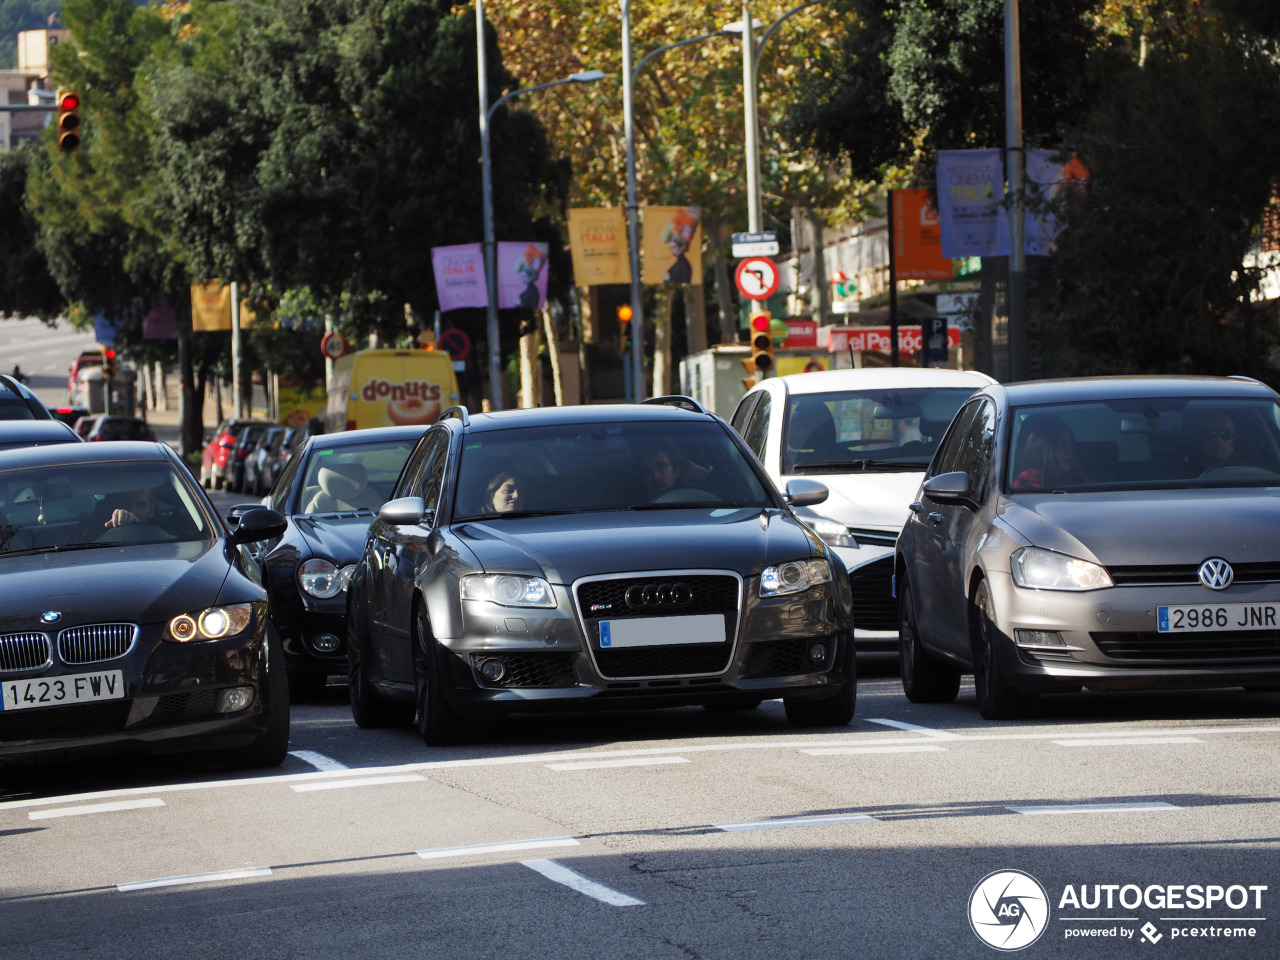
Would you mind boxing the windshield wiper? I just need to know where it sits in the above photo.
[795,459,925,473]
[478,510,572,519]
[2,541,103,557]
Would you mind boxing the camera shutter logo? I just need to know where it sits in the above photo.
[1197,558,1233,590]
[969,870,1050,950]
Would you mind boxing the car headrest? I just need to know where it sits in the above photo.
[317,461,367,500]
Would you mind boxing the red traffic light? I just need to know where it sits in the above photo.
[57,89,81,153]
[104,349,116,359]
[750,313,770,332]
[59,92,80,111]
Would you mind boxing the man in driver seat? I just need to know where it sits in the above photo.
[103,486,157,529]
[639,443,711,499]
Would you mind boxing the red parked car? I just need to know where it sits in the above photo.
[199,418,250,490]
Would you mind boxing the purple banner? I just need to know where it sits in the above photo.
[497,242,549,310]
[431,243,489,312]
[936,149,1011,258]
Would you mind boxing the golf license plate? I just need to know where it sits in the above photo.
[1157,603,1280,633]
[0,670,125,711]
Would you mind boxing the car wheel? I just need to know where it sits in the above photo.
[970,579,1036,720]
[227,625,291,768]
[414,609,468,746]
[349,616,413,728]
[783,637,856,728]
[899,575,961,703]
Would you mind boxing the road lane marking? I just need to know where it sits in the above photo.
[546,756,690,771]
[417,837,580,860]
[118,867,272,892]
[288,750,349,771]
[29,798,165,820]
[520,859,644,907]
[1009,802,1180,816]
[291,775,425,792]
[714,813,878,832]
[802,744,948,755]
[1052,737,1204,747]
[865,718,964,740]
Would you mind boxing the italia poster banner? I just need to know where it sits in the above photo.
[935,149,1011,259]
[642,206,703,285]
[497,242,550,310]
[567,207,630,285]
[431,243,488,312]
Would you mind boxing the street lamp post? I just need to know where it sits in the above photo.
[478,4,602,410]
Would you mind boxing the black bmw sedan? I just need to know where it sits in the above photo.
[249,426,426,699]
[0,442,289,766]
[347,399,857,745]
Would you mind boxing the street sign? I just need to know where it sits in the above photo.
[437,328,471,361]
[731,231,779,258]
[734,257,780,301]
[321,331,348,360]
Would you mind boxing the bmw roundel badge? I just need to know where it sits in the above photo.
[40,611,61,624]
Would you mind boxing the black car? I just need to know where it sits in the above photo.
[84,415,157,442]
[227,421,278,493]
[0,373,53,420]
[0,442,290,766]
[243,426,285,496]
[0,420,81,451]
[347,399,857,745]
[49,404,91,427]
[249,426,425,699]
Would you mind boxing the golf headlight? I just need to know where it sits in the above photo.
[168,603,255,642]
[760,559,831,597]
[299,559,355,599]
[1010,546,1113,591]
[800,512,857,549]
[461,573,556,608]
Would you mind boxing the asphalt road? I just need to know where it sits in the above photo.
[3,320,1278,959]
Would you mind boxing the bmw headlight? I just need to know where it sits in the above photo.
[760,559,831,597]
[1010,546,1113,591]
[460,573,556,608]
[168,602,256,642]
[299,559,355,599]
[799,512,858,549]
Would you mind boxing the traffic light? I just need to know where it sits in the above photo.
[56,90,81,153]
[830,269,856,298]
[616,303,633,324]
[749,311,774,376]
[101,347,116,379]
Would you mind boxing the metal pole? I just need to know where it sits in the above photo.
[231,281,242,416]
[887,191,900,367]
[743,3,761,233]
[622,0,644,403]
[1005,0,1027,381]
[478,0,502,410]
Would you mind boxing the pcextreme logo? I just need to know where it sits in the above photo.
[970,870,1051,951]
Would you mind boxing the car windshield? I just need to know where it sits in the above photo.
[1006,397,1280,493]
[0,461,213,555]
[453,419,774,519]
[782,388,976,474]
[297,439,417,514]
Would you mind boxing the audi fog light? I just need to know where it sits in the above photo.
[479,658,506,682]
[1010,547,1113,592]
[760,559,831,597]
[460,574,556,608]
[216,686,254,713]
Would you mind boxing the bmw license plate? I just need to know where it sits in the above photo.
[1157,604,1280,633]
[599,614,725,648]
[0,670,125,711]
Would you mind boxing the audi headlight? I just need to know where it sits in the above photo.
[460,573,556,608]
[1010,546,1113,591]
[299,559,355,599]
[799,512,858,549]
[760,559,831,597]
[168,602,256,642]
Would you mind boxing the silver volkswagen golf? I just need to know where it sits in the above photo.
[895,376,1280,719]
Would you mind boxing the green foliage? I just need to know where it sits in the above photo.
[0,0,60,69]
[0,144,62,319]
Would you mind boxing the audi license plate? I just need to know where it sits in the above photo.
[0,670,125,711]
[599,614,725,648]
[1157,604,1280,633]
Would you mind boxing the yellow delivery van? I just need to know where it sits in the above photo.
[325,349,460,432]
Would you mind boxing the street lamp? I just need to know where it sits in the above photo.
[479,59,605,411]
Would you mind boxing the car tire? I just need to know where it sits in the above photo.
[349,616,413,728]
[414,610,468,746]
[227,625,290,768]
[898,575,961,703]
[783,637,856,728]
[970,579,1036,720]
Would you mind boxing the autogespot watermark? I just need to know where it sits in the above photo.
[969,870,1268,949]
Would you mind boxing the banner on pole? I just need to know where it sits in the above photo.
[1025,150,1090,256]
[497,242,549,310]
[893,189,953,280]
[431,243,488,312]
[936,149,1011,259]
[567,207,630,285]
[190,280,232,331]
[642,206,703,285]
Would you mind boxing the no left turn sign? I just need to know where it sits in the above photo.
[734,257,780,301]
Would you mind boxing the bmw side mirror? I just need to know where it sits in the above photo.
[922,471,970,503]
[224,502,264,529]
[784,478,829,508]
[229,507,288,545]
[379,496,427,526]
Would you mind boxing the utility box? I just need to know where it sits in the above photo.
[679,346,834,420]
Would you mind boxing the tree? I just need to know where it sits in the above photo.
[0,144,63,320]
